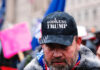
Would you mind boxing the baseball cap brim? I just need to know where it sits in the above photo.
[39,35,74,46]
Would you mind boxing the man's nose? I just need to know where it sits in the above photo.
[53,49,63,57]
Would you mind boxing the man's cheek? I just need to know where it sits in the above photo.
[65,56,74,65]
[44,54,52,62]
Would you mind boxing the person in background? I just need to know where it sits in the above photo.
[77,26,97,54]
[94,38,100,60]
[97,46,100,60]
[24,11,100,70]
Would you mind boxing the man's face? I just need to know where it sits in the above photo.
[41,37,81,70]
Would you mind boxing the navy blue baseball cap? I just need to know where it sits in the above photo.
[40,11,78,46]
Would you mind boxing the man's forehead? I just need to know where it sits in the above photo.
[44,43,67,48]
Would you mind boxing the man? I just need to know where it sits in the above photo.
[24,11,100,70]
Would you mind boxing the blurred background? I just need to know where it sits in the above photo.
[0,0,100,31]
[0,0,100,70]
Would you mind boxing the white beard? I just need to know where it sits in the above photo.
[49,65,72,70]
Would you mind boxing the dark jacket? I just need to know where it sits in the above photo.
[24,45,100,70]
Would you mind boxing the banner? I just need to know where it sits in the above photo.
[0,22,32,59]
[0,0,6,30]
[44,0,66,16]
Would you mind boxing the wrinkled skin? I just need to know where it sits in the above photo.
[41,37,81,70]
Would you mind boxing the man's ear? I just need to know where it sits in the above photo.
[77,37,82,50]
[77,37,82,45]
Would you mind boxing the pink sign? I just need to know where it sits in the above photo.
[0,22,32,59]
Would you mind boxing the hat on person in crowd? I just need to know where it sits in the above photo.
[77,26,88,38]
[40,11,78,46]
[77,26,96,40]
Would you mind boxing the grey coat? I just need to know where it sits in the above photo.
[24,45,100,70]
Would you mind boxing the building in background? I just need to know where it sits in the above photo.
[2,0,50,29]
[66,0,100,32]
[1,0,100,32]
